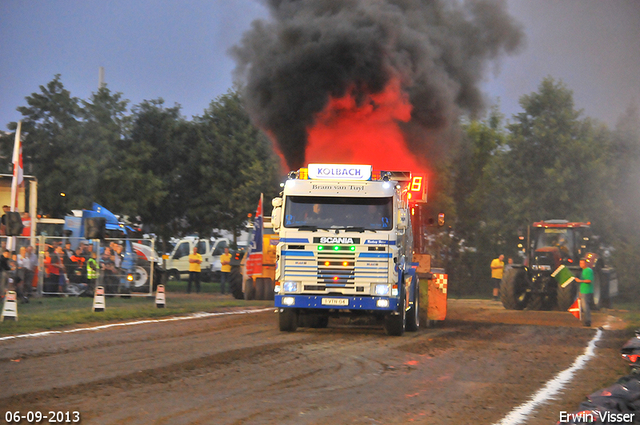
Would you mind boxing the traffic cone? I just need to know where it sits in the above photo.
[1,291,18,321]
[568,297,581,320]
[93,286,106,312]
[155,284,166,308]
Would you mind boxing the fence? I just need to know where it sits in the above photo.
[0,235,161,299]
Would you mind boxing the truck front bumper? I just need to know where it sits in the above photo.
[275,294,399,311]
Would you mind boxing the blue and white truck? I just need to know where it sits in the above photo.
[271,164,420,336]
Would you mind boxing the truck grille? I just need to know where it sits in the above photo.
[283,248,390,294]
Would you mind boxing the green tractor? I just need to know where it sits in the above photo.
[501,220,617,311]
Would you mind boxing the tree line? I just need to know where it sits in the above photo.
[2,75,639,299]
[0,75,282,250]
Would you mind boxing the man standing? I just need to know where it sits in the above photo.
[575,258,594,327]
[490,254,505,301]
[187,246,202,294]
[219,247,232,295]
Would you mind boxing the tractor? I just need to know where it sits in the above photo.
[501,220,617,311]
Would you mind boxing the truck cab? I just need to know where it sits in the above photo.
[271,164,419,336]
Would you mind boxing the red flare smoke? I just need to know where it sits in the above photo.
[306,79,425,174]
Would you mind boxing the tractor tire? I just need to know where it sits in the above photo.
[500,268,529,310]
[557,280,577,311]
[229,269,244,300]
[279,308,298,332]
[406,278,420,332]
[244,278,255,300]
[591,271,607,310]
[527,293,544,311]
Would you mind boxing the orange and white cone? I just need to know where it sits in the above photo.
[155,284,166,308]
[93,286,106,312]
[1,290,18,321]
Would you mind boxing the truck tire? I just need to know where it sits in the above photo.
[557,280,577,311]
[132,263,150,293]
[264,278,274,300]
[255,278,266,300]
[279,308,298,332]
[500,268,529,310]
[244,278,255,300]
[384,283,406,336]
[406,278,419,332]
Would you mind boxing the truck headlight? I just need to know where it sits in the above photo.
[374,284,390,296]
[283,281,299,293]
[283,297,295,306]
[377,299,390,308]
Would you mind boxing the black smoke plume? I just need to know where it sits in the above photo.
[231,0,524,169]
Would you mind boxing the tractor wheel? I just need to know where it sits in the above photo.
[591,271,607,310]
[279,308,298,332]
[500,268,529,310]
[557,280,577,311]
[168,269,181,282]
[244,278,255,300]
[406,279,420,332]
[527,293,544,311]
[229,269,244,299]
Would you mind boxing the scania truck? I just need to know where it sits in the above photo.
[271,164,420,336]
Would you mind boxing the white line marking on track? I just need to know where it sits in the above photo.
[0,308,274,342]
[493,327,604,425]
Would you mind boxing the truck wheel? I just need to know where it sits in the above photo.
[384,285,406,336]
[557,280,577,311]
[244,278,255,300]
[255,278,266,300]
[279,308,298,332]
[131,264,150,292]
[264,278,274,300]
[406,279,419,332]
[500,268,529,310]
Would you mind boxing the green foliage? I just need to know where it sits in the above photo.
[446,77,640,300]
[5,76,283,246]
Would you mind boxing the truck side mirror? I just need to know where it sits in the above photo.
[272,197,283,208]
[272,207,282,232]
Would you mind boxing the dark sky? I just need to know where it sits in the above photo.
[1,0,638,131]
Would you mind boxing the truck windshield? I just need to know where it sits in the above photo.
[284,196,393,230]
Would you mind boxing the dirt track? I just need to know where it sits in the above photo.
[0,299,631,425]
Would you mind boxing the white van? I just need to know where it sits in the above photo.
[164,237,230,282]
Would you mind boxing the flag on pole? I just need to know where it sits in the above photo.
[568,297,581,320]
[245,194,264,277]
[10,121,23,212]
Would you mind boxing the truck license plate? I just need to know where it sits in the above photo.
[321,298,349,306]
